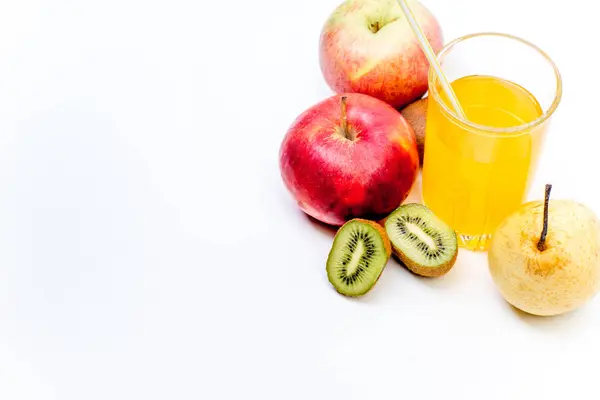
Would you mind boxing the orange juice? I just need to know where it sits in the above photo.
[422,75,546,251]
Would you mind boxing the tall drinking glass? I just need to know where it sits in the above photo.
[421,33,562,251]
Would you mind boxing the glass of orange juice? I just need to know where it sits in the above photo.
[421,33,562,251]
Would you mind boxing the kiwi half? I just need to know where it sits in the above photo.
[384,203,458,277]
[326,219,391,297]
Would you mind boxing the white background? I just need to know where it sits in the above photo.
[0,0,597,399]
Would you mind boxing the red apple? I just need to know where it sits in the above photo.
[279,93,419,226]
[319,0,443,109]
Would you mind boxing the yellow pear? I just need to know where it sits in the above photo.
[488,184,600,316]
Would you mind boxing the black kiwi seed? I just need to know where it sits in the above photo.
[385,203,458,277]
[326,219,391,297]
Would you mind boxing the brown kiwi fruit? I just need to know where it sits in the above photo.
[384,203,458,277]
[400,98,428,166]
[326,219,391,297]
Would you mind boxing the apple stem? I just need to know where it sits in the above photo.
[340,96,354,141]
[537,184,552,252]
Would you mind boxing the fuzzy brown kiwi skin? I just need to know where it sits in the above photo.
[354,219,391,258]
[327,219,391,297]
[392,240,458,278]
[385,209,459,277]
[400,98,428,166]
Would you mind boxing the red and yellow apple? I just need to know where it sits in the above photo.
[319,0,443,109]
[279,93,419,226]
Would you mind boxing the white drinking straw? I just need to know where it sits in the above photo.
[396,0,467,120]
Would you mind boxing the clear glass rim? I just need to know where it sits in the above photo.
[428,32,563,137]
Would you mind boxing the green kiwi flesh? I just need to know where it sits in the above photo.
[326,219,391,297]
[384,204,458,277]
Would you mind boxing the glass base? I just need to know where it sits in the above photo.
[457,233,492,252]
[420,199,493,252]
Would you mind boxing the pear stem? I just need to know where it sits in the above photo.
[340,96,354,141]
[537,184,552,252]
[370,21,381,33]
